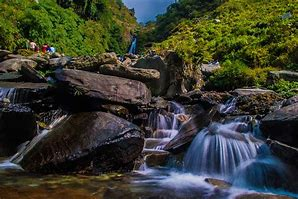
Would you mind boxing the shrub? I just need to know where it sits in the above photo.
[206,60,277,91]
[268,80,298,98]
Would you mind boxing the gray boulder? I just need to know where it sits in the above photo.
[268,70,298,82]
[0,58,37,73]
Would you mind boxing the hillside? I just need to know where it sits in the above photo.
[0,0,137,55]
[146,0,297,71]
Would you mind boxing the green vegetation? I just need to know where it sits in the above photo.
[268,80,298,98]
[206,60,276,91]
[151,0,297,70]
[0,0,137,55]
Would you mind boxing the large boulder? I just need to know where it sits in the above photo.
[55,69,151,106]
[260,103,298,147]
[0,104,37,156]
[12,112,144,174]
[0,58,37,73]
[134,52,203,97]
[0,50,11,61]
[133,55,168,95]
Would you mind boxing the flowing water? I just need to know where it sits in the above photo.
[0,101,297,198]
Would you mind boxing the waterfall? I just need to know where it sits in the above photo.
[184,122,263,179]
[128,37,137,54]
[219,98,236,114]
[0,88,17,103]
[184,117,288,190]
[145,101,185,151]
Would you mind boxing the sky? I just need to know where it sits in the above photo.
[123,0,175,23]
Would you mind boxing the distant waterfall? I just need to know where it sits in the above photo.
[128,37,137,54]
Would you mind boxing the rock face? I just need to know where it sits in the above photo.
[66,53,119,71]
[0,104,37,156]
[55,69,151,106]
[0,58,37,73]
[164,107,220,153]
[260,103,298,147]
[12,112,144,174]
[268,70,298,82]
[230,89,283,115]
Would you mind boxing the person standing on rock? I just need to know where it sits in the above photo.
[42,43,49,53]
[29,40,37,51]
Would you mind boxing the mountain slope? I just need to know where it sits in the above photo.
[150,0,297,70]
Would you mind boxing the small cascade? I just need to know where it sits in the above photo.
[184,116,289,191]
[184,122,263,179]
[219,98,236,114]
[145,101,185,151]
[0,88,17,102]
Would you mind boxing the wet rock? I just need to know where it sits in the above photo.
[204,178,231,189]
[235,193,293,199]
[164,107,220,153]
[20,65,46,83]
[0,58,37,73]
[12,112,144,174]
[0,82,50,104]
[55,69,151,107]
[282,95,298,107]
[0,104,37,156]
[267,139,298,168]
[268,70,298,82]
[260,103,298,147]
[0,72,23,82]
[145,152,170,167]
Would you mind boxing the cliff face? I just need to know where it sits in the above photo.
[0,0,137,55]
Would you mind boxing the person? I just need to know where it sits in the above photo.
[42,43,48,53]
[29,40,37,51]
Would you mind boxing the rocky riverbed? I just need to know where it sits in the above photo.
[0,49,297,198]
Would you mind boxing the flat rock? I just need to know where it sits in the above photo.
[55,69,151,106]
[232,88,277,96]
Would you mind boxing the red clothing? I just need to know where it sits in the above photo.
[42,45,48,53]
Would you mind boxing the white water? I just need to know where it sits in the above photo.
[0,88,16,103]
